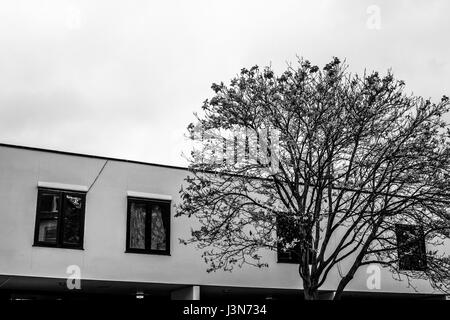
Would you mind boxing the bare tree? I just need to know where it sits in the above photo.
[176,57,450,300]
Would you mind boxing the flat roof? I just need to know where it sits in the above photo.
[0,142,188,171]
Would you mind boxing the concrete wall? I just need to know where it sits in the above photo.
[0,144,443,294]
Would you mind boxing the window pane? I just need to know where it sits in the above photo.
[129,201,146,249]
[62,194,83,246]
[150,204,166,251]
[39,193,60,213]
[396,224,427,271]
[38,219,58,243]
[276,215,314,264]
[277,215,301,263]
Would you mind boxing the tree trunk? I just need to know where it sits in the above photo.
[303,287,318,300]
[303,277,319,300]
[333,275,353,300]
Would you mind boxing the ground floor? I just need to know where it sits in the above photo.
[0,275,447,301]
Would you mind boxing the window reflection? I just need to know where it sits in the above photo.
[38,220,57,243]
[150,205,166,251]
[62,195,82,245]
[129,202,146,249]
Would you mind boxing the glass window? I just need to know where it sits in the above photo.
[62,194,84,246]
[277,215,313,264]
[34,189,85,249]
[38,220,58,243]
[150,204,167,251]
[395,224,427,271]
[129,202,147,249]
[126,198,170,255]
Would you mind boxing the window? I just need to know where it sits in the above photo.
[276,215,313,264]
[395,224,427,271]
[126,197,170,255]
[34,188,86,249]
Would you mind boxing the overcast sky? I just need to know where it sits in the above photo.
[0,0,449,166]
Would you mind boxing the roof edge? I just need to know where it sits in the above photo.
[0,142,188,171]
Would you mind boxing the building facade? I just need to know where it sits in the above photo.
[0,143,447,300]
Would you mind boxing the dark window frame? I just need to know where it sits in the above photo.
[125,197,171,256]
[33,188,86,250]
[276,216,313,264]
[395,223,427,271]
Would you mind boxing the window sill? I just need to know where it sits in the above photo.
[125,249,171,256]
[33,243,84,251]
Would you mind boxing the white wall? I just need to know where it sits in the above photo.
[0,145,442,294]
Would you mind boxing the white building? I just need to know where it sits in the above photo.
[0,143,447,300]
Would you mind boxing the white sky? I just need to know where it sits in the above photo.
[0,0,449,166]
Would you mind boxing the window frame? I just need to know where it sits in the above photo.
[277,215,299,263]
[276,216,313,264]
[125,197,171,256]
[395,223,427,271]
[33,188,86,250]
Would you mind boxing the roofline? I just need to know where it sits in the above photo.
[0,142,189,172]
[2,143,448,203]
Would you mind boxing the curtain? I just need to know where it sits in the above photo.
[130,202,146,249]
[150,205,166,250]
